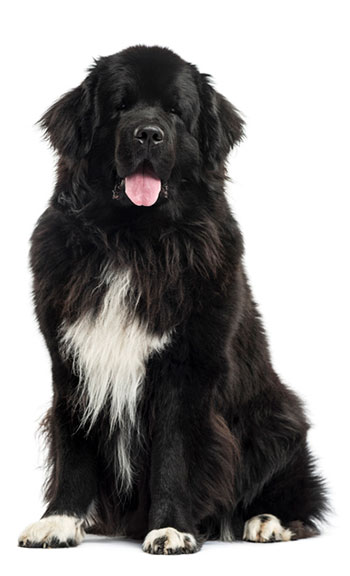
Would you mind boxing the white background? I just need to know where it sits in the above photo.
[1,0,349,574]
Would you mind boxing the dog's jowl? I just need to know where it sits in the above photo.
[19,46,327,553]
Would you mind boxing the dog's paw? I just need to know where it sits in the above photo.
[243,514,294,543]
[142,527,198,555]
[18,515,85,548]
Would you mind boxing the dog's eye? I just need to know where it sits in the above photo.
[117,98,131,112]
[169,105,181,117]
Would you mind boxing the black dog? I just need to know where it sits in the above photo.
[19,46,327,553]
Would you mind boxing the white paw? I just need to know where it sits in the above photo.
[142,527,198,554]
[243,514,293,543]
[18,515,85,548]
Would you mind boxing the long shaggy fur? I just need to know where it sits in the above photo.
[20,46,328,551]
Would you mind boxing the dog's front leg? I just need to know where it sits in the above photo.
[141,301,238,555]
[18,352,98,548]
[143,417,199,554]
[142,341,218,555]
[143,406,199,554]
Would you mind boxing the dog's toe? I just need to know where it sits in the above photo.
[18,515,84,548]
[243,514,293,543]
[142,527,199,555]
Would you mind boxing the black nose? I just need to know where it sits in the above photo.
[134,125,164,145]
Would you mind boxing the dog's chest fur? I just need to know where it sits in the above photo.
[60,266,171,489]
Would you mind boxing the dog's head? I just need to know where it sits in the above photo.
[40,46,244,209]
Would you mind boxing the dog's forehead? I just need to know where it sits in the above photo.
[101,47,197,101]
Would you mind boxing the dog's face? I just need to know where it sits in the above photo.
[106,48,203,207]
[40,46,244,210]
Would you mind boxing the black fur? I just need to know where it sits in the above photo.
[21,46,327,551]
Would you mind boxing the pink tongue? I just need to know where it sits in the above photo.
[125,165,161,207]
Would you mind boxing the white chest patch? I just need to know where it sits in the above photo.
[60,267,171,489]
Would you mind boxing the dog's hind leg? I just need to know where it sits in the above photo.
[240,441,328,542]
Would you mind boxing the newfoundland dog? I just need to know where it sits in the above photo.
[19,46,327,553]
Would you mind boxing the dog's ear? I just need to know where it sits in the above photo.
[197,73,245,169]
[39,70,100,159]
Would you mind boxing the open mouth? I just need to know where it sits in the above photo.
[113,161,168,207]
